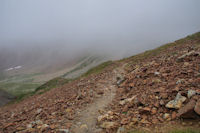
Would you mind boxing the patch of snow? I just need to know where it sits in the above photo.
[14,66,22,69]
[5,66,22,71]
[5,68,14,71]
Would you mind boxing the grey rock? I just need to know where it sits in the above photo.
[35,120,43,125]
[154,71,160,75]
[26,124,32,129]
[187,90,196,98]
[116,76,125,86]
[176,79,185,84]
[36,108,42,114]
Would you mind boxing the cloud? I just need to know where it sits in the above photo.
[0,0,200,67]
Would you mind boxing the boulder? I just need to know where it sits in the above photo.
[194,99,200,115]
[177,99,199,119]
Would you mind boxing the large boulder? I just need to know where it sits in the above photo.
[177,99,199,119]
[194,99,200,115]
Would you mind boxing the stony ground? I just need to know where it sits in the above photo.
[0,33,200,133]
[97,34,200,132]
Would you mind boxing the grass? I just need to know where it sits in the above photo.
[0,82,40,96]
[7,77,72,103]
[81,61,113,77]
[34,77,72,94]
[63,56,103,77]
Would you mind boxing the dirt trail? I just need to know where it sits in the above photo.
[71,66,125,133]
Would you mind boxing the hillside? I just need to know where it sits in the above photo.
[0,32,200,133]
[0,54,108,105]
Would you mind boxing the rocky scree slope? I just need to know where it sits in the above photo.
[0,32,200,133]
[0,63,118,133]
[97,32,200,133]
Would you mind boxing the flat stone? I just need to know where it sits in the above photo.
[119,95,136,105]
[100,122,116,129]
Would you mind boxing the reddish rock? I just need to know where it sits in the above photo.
[139,107,151,114]
[194,99,200,115]
[121,118,129,125]
[151,108,157,115]
[177,99,199,119]
[171,111,177,120]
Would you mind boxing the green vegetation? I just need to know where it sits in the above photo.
[81,61,113,77]
[7,77,72,102]
[0,71,5,80]
[34,77,71,94]
[0,82,40,96]
[63,56,103,77]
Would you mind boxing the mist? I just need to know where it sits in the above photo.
[0,0,200,71]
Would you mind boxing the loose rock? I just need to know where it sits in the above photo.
[177,99,198,119]
[165,93,186,109]
[194,99,200,115]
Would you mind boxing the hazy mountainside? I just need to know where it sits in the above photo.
[0,53,108,105]
[63,55,108,79]
[0,46,78,74]
[0,32,200,133]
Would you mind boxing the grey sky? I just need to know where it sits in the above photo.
[0,0,200,58]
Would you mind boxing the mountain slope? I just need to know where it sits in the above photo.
[0,32,200,133]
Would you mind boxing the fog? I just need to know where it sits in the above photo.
[0,0,200,71]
